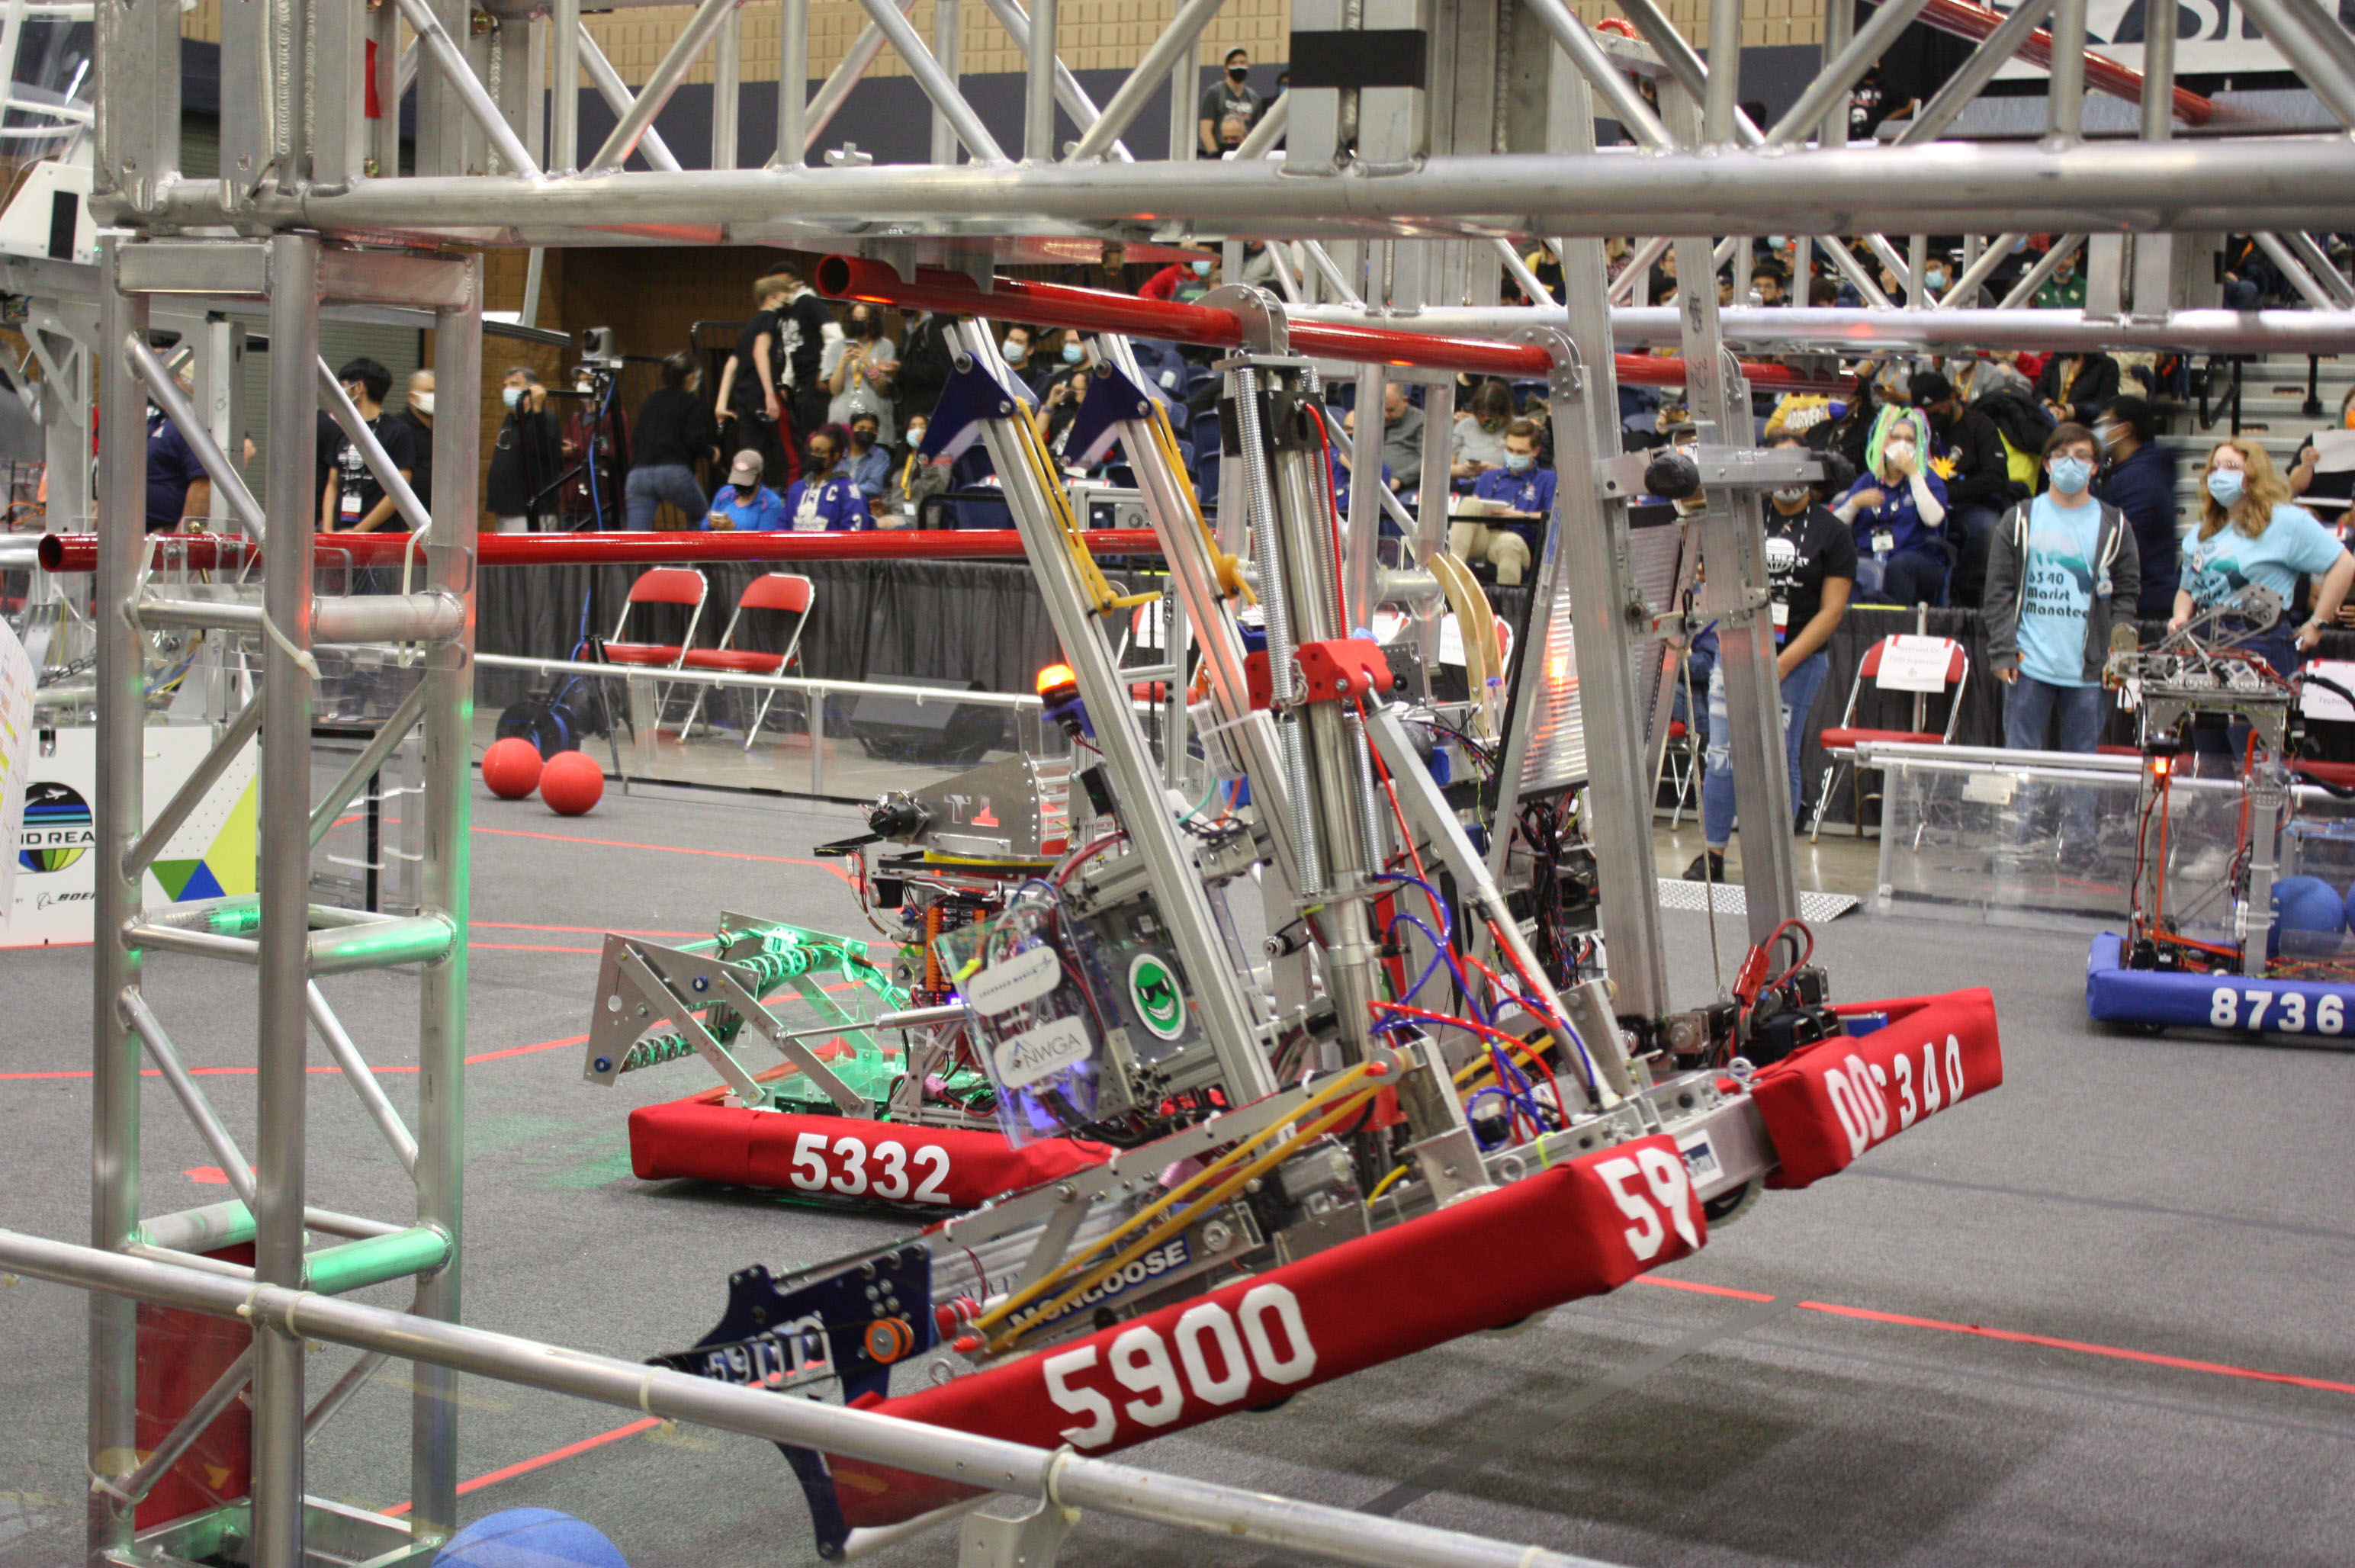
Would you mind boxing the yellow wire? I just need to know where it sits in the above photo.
[972,1060,1385,1338]
[1368,1164,1411,1201]
[1144,404,1253,605]
[1010,405,1155,616]
[991,1079,1387,1351]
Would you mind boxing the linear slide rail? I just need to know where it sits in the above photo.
[0,1227,1630,1568]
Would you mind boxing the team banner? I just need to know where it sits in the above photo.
[814,1135,1707,1531]
[627,1100,1110,1207]
[1749,988,2003,1190]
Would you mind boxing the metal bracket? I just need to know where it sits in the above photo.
[1504,322,1583,399]
[1593,445,1820,501]
[1199,281,1290,354]
[958,1488,1078,1568]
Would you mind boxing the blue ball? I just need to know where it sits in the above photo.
[2271,875,2346,958]
[433,1510,629,1568]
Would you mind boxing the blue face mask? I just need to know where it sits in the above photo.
[1190,259,1212,277]
[2208,468,2246,506]
[502,385,523,410]
[2048,455,2093,494]
[1504,451,1534,474]
[1001,337,1026,361]
[1062,342,1084,365]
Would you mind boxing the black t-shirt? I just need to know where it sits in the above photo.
[779,291,835,391]
[634,385,721,471]
[2301,426,2355,518]
[1199,79,1261,134]
[732,308,782,406]
[393,410,434,515]
[1765,501,1857,644]
[328,413,418,532]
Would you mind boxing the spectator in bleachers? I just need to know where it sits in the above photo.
[703,449,786,532]
[713,274,796,489]
[1684,431,1855,882]
[785,424,869,532]
[1379,381,1426,498]
[1199,47,1261,154]
[2092,395,2181,617]
[1216,114,1249,155]
[1450,380,1515,487]
[1444,419,1542,587]
[2174,439,2355,678]
[1911,369,2019,608]
[824,304,898,442]
[1140,258,1216,303]
[843,410,891,502]
[2034,246,2087,309]
[1945,349,2032,404]
[2286,384,2355,529]
[1750,264,1788,306]
[1334,408,1393,520]
[895,309,956,434]
[1984,423,2140,753]
[625,351,721,529]
[1836,407,1949,604]
[2037,350,2118,426]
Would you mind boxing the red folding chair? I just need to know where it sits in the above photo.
[678,573,814,749]
[602,567,708,729]
[1810,633,1969,840]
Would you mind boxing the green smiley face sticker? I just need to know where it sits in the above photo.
[1127,953,1187,1041]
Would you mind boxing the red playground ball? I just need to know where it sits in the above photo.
[539,750,606,817]
[480,737,545,800]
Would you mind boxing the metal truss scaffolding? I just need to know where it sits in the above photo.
[31,0,2355,1564]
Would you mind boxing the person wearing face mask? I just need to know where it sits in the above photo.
[1450,380,1517,486]
[392,370,436,520]
[1836,411,1949,604]
[1216,113,1249,156]
[1685,432,1856,882]
[822,304,899,445]
[487,366,564,533]
[1198,47,1261,156]
[887,416,951,522]
[782,426,869,532]
[2034,245,2087,310]
[2089,397,2180,617]
[1139,257,1218,304]
[1909,370,2017,608]
[322,356,418,536]
[842,412,892,503]
[1447,420,1548,586]
[627,352,723,529]
[2173,439,2355,680]
[1984,425,2140,757]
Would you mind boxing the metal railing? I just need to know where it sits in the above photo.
[0,1226,1627,1568]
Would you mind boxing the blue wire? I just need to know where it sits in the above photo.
[1381,911,1492,1024]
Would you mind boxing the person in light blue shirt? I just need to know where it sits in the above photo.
[703,449,787,532]
[2171,437,2355,680]
[1984,423,2140,754]
[784,424,870,532]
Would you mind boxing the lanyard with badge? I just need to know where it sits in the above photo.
[338,433,368,525]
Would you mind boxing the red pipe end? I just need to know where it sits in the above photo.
[36,533,63,572]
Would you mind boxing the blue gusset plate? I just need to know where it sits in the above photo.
[2085,930,2355,1038]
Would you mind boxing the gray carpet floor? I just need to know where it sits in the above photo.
[3,781,2352,1568]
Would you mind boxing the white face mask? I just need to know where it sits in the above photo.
[410,392,435,417]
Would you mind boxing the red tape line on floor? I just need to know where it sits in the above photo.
[377,1417,660,1517]
[473,824,856,887]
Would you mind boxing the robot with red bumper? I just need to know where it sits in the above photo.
[580,286,2004,1557]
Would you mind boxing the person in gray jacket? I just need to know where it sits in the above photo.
[1983,422,2140,754]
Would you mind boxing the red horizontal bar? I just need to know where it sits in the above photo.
[1916,0,2214,127]
[814,255,1834,390]
[34,529,1164,574]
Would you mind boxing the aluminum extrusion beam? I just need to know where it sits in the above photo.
[577,25,684,173]
[37,528,1162,574]
[815,256,1834,387]
[1277,303,2355,353]
[123,138,2355,239]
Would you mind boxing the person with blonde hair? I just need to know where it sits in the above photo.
[2170,437,2355,678]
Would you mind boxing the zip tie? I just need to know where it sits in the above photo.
[637,1368,660,1420]
[1041,1444,1081,1521]
[281,1290,316,1342]
[87,1461,137,1505]
[236,1283,267,1322]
